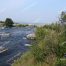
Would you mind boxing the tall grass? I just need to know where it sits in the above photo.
[12,23,66,66]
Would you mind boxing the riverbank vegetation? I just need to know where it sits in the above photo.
[0,21,4,27]
[15,24,29,27]
[0,18,30,28]
[4,18,14,27]
[12,11,66,66]
[12,23,66,66]
[0,18,14,28]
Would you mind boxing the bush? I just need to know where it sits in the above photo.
[16,24,29,27]
[31,45,48,63]
[4,18,14,27]
[55,59,66,66]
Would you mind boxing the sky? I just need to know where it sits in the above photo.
[0,0,66,24]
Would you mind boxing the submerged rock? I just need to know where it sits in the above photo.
[0,46,8,54]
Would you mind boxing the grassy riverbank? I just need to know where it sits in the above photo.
[12,23,66,66]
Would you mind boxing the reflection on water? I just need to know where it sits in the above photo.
[0,27,35,66]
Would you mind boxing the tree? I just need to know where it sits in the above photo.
[4,18,14,27]
[60,11,66,24]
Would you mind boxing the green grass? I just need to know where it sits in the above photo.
[12,23,66,66]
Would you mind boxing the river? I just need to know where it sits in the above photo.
[0,26,35,66]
